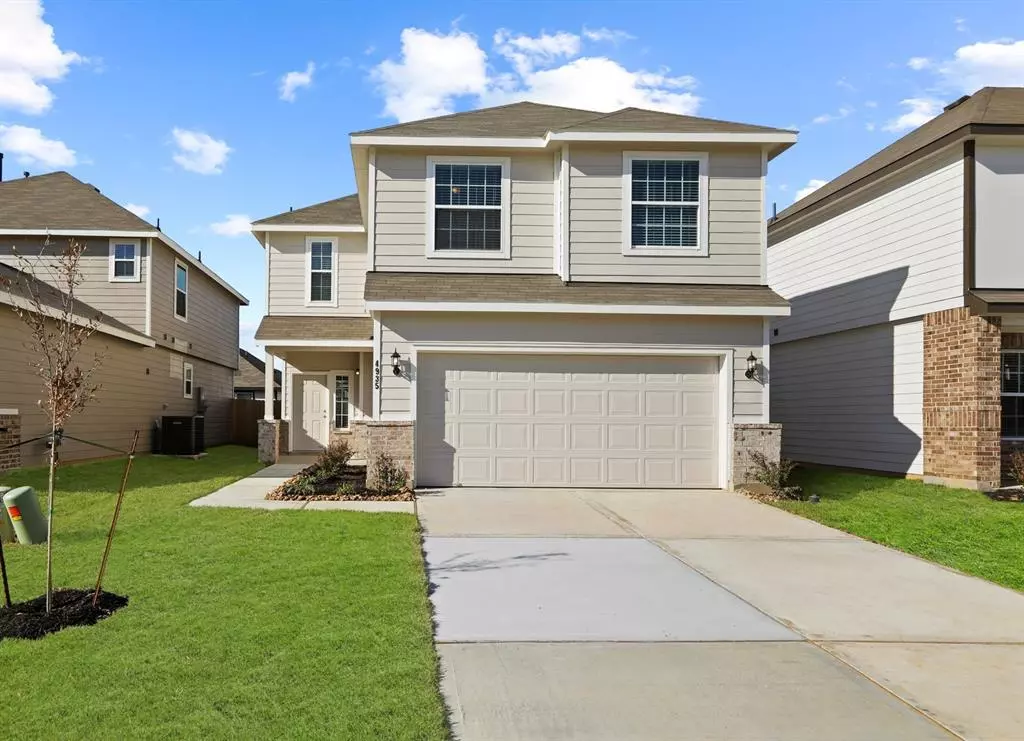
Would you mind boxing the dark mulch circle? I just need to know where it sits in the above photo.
[0,588,128,641]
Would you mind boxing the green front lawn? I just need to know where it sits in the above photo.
[778,468,1024,592]
[0,447,447,740]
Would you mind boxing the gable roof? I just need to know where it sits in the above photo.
[235,347,281,389]
[0,171,248,304]
[771,87,1024,229]
[352,100,792,139]
[0,171,154,231]
[253,194,362,226]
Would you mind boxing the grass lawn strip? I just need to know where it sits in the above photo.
[0,446,447,740]
[778,468,1024,592]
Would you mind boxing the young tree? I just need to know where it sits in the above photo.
[4,238,105,612]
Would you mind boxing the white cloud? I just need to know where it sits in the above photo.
[279,61,315,102]
[907,56,932,70]
[0,0,82,114]
[210,214,252,237]
[170,128,231,175]
[124,203,150,218]
[865,100,878,108]
[811,106,853,125]
[371,26,701,123]
[836,77,856,92]
[936,39,1024,92]
[866,122,877,132]
[795,178,827,202]
[883,97,943,132]
[955,17,968,33]
[582,27,634,44]
[371,27,489,122]
[0,124,76,167]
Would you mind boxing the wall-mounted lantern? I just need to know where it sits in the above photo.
[391,348,403,376]
[745,352,758,380]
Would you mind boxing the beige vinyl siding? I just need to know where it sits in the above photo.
[768,148,964,343]
[374,149,554,272]
[975,143,1024,289]
[0,310,232,466]
[267,232,366,315]
[377,312,764,422]
[150,240,239,370]
[0,235,148,332]
[771,320,924,475]
[568,145,764,283]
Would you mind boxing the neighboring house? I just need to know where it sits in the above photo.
[0,171,247,466]
[768,86,1024,491]
[253,101,796,489]
[235,348,281,400]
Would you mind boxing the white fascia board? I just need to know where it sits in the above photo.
[0,291,156,347]
[251,224,365,234]
[259,339,375,348]
[365,300,790,317]
[351,135,547,148]
[547,131,798,144]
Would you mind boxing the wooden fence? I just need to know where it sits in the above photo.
[231,399,281,446]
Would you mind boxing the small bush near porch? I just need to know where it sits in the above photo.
[777,468,1024,592]
[0,446,447,740]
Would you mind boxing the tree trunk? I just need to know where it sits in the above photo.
[44,417,57,614]
[0,536,11,609]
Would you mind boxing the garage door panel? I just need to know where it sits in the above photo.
[416,354,719,488]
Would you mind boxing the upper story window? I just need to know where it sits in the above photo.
[427,156,511,259]
[174,260,188,321]
[109,239,141,282]
[306,237,336,306]
[622,152,708,256]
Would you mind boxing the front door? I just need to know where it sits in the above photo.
[295,374,329,451]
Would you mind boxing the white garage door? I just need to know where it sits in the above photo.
[416,354,720,488]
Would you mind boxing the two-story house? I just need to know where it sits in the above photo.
[253,102,796,489]
[0,170,247,465]
[768,86,1024,491]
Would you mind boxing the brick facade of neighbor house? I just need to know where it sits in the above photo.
[923,307,1002,490]
[0,411,21,472]
[364,421,414,490]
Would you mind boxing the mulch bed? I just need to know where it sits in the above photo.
[266,464,414,502]
[0,588,128,641]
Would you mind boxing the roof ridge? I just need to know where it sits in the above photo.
[976,86,997,120]
[253,192,359,225]
[351,100,602,136]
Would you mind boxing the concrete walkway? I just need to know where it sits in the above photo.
[419,488,1024,741]
[189,462,414,513]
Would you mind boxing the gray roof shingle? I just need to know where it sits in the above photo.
[0,171,155,231]
[254,315,374,342]
[253,194,362,226]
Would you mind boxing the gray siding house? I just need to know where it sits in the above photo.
[768,86,1024,490]
[0,171,248,465]
[253,102,797,489]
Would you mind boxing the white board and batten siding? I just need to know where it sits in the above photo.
[976,143,1024,289]
[771,320,924,474]
[373,150,555,273]
[266,232,366,316]
[769,147,965,343]
[568,145,764,284]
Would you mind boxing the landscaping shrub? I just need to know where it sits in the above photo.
[373,452,408,495]
[1007,449,1024,487]
[316,439,354,479]
[745,451,801,501]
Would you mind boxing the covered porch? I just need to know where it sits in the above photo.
[255,316,375,462]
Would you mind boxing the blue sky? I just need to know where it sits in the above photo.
[3,1,1024,352]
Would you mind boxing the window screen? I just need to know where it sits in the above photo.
[334,375,350,429]
[310,241,333,302]
[630,159,700,248]
[434,163,502,251]
[175,263,188,319]
[113,243,136,278]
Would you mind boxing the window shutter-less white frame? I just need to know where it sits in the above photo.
[426,155,512,260]
[109,238,141,282]
[174,260,189,322]
[621,151,709,257]
[305,236,338,308]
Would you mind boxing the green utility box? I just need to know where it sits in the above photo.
[0,487,12,544]
[3,486,47,545]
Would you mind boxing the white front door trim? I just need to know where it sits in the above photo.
[408,342,735,488]
[294,373,330,451]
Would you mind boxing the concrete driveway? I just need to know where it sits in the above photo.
[419,488,1024,741]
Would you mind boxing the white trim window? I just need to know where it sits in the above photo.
[183,362,194,399]
[109,239,141,282]
[306,237,337,306]
[332,371,353,430]
[1002,350,1024,438]
[622,151,709,256]
[174,260,188,321]
[426,156,511,259]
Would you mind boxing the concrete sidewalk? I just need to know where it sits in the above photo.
[420,487,1024,741]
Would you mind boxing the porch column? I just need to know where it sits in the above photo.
[264,350,276,421]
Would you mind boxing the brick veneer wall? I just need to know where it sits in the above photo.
[257,419,280,465]
[0,412,21,472]
[364,421,414,490]
[344,422,369,460]
[923,308,1001,490]
[732,423,782,486]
